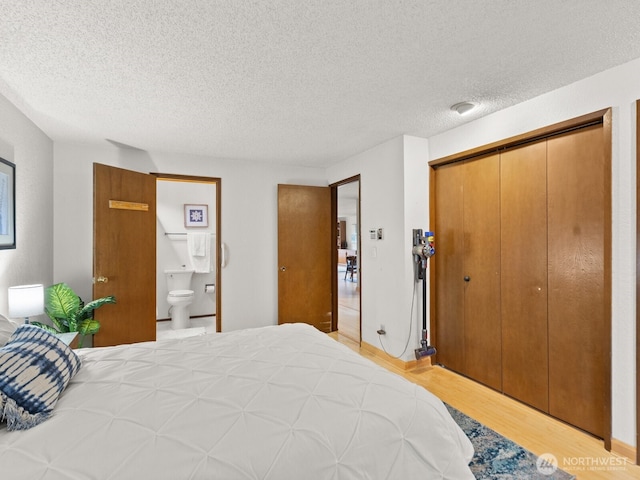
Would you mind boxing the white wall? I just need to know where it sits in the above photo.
[344,215,358,251]
[52,142,327,332]
[428,57,640,447]
[327,135,430,360]
[0,93,53,321]
[403,136,432,345]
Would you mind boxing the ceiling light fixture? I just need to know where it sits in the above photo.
[450,102,477,116]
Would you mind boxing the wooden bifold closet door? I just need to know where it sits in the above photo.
[433,118,609,440]
[462,155,502,391]
[500,140,548,412]
[547,125,607,438]
[434,153,501,391]
[433,163,465,374]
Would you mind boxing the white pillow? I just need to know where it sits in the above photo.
[0,314,19,347]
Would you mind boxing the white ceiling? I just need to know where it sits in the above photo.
[1,1,640,168]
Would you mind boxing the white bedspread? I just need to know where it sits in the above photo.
[0,323,473,479]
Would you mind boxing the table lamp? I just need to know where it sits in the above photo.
[8,284,44,324]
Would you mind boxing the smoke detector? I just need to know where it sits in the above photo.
[450,102,477,116]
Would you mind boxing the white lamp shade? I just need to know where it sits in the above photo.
[8,284,45,319]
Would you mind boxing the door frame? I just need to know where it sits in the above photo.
[330,175,361,337]
[153,173,222,332]
[636,99,640,465]
[429,108,612,450]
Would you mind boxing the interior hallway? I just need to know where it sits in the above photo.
[337,264,360,342]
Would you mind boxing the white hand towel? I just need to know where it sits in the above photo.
[187,232,211,273]
[187,232,207,257]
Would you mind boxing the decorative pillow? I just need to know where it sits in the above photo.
[0,324,81,431]
[0,314,18,347]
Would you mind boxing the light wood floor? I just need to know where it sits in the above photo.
[337,266,360,342]
[329,332,640,480]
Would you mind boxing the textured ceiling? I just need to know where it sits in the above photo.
[1,1,640,167]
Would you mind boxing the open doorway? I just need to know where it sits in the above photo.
[335,178,361,343]
[154,174,221,339]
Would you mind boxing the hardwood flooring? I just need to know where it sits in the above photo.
[329,332,640,480]
[337,266,360,342]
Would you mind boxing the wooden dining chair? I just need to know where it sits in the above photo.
[345,255,357,281]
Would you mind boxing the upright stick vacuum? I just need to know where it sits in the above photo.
[413,229,437,360]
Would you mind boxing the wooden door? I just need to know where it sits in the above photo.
[278,184,332,332]
[93,163,156,346]
[547,124,608,438]
[434,163,465,372]
[463,154,501,390]
[501,141,549,411]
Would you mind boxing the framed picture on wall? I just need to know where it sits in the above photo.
[0,157,16,249]
[184,204,209,228]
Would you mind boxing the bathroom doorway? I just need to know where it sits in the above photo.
[334,177,360,343]
[154,174,221,335]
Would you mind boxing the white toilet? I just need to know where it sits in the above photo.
[164,269,195,330]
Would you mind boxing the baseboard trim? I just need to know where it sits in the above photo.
[361,341,431,370]
[156,314,215,323]
[611,438,636,463]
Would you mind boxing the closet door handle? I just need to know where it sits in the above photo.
[464,276,471,282]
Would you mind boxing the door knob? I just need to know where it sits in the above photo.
[95,276,109,283]
[464,276,470,282]
[280,266,286,272]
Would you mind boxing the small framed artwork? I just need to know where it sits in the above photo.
[184,204,209,228]
[0,157,16,249]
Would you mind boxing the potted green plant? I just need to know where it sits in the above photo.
[31,282,116,347]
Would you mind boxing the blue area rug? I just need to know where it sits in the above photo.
[445,404,575,479]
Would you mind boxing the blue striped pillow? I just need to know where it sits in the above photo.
[0,324,81,430]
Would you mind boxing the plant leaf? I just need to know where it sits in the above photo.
[47,315,66,332]
[45,283,80,324]
[43,284,114,337]
[80,296,116,318]
[78,319,100,336]
[68,314,78,333]
[30,322,60,334]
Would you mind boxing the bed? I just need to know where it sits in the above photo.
[0,322,473,479]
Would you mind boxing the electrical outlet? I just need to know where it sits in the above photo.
[377,325,386,335]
